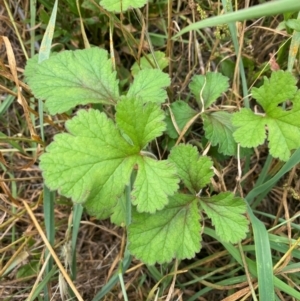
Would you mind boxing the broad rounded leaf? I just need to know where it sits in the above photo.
[129,194,201,264]
[25,48,119,114]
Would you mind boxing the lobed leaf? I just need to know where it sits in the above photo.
[233,71,300,161]
[126,69,170,104]
[116,97,166,149]
[40,99,179,218]
[128,194,201,264]
[200,192,249,243]
[251,71,297,111]
[169,144,214,194]
[40,109,137,219]
[203,111,237,156]
[25,48,119,114]
[232,108,266,148]
[132,156,179,213]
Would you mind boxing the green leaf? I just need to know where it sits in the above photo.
[110,195,126,226]
[132,156,179,213]
[126,69,170,104]
[40,100,179,218]
[169,144,214,194]
[200,192,248,243]
[232,108,266,147]
[116,98,166,149]
[203,111,237,156]
[128,194,201,264]
[233,71,300,161]
[131,51,169,76]
[189,72,229,109]
[25,48,119,114]
[252,71,297,112]
[100,0,147,12]
[286,19,300,32]
[165,100,197,139]
[40,109,137,218]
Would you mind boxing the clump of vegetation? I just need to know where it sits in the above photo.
[1,0,300,300]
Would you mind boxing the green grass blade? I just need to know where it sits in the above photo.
[174,0,300,38]
[253,154,273,187]
[187,275,248,301]
[118,263,129,301]
[246,206,274,301]
[43,186,55,301]
[71,203,83,279]
[38,0,58,64]
[0,93,14,116]
[274,277,300,299]
[0,132,27,155]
